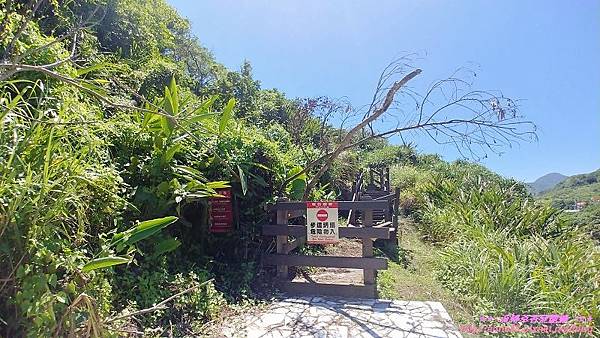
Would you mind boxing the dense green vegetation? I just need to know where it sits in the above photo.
[542,169,600,207]
[387,157,599,334]
[0,1,360,336]
[1,1,598,337]
[540,169,600,239]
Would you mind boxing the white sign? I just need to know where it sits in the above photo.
[306,201,339,244]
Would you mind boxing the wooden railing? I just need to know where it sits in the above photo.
[262,200,393,298]
[347,171,364,226]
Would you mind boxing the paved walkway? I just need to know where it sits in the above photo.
[220,297,463,338]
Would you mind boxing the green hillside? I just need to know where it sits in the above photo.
[541,169,600,208]
[539,169,600,239]
[540,169,600,209]
[526,172,567,195]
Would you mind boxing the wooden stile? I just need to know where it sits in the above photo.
[263,199,391,298]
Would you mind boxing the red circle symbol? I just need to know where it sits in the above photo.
[316,209,328,221]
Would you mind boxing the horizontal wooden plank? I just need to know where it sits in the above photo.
[262,225,391,239]
[373,193,396,200]
[374,221,393,228]
[263,254,387,270]
[286,210,305,218]
[277,281,376,298]
[270,200,389,212]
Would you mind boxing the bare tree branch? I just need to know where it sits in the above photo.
[301,68,423,198]
[280,58,536,199]
[109,279,212,322]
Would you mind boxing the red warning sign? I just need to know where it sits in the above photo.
[306,201,339,244]
[316,209,328,222]
[209,188,234,233]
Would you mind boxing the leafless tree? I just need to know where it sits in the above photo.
[280,56,537,199]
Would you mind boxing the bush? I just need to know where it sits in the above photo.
[400,158,600,330]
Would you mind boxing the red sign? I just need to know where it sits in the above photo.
[306,201,339,244]
[209,188,234,233]
[316,209,328,221]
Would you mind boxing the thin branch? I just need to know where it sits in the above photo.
[109,279,213,322]
[302,68,422,198]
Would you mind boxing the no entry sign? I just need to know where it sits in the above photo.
[306,201,339,244]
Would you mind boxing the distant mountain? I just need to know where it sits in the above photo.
[540,169,600,204]
[539,169,600,239]
[527,173,568,195]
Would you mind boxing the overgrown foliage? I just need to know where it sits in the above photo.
[0,1,353,335]
[391,156,600,333]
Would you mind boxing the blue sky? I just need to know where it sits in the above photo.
[168,0,599,182]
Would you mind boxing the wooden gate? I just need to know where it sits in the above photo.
[262,200,393,298]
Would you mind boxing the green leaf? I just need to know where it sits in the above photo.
[42,128,54,187]
[79,81,108,97]
[198,95,218,113]
[76,62,109,77]
[168,76,179,114]
[82,256,130,272]
[219,98,235,134]
[153,237,181,257]
[160,116,175,137]
[110,216,179,250]
[286,166,307,200]
[124,216,178,246]
[157,181,171,194]
[174,165,205,181]
[206,181,230,190]
[238,165,248,195]
[142,108,161,129]
[164,144,181,163]
[185,112,218,126]
[154,134,164,150]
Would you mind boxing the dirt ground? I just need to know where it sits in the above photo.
[291,238,365,285]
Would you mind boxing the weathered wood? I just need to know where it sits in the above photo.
[270,200,389,211]
[263,254,387,270]
[284,237,305,253]
[385,167,390,192]
[286,210,305,218]
[263,224,391,239]
[374,221,393,228]
[276,209,288,279]
[373,193,396,201]
[362,205,374,285]
[277,281,376,298]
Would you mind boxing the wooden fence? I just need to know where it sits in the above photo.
[262,200,393,298]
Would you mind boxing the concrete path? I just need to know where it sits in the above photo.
[220,297,463,338]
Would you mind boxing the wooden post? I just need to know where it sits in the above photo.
[349,181,356,225]
[393,187,400,246]
[276,203,289,279]
[385,167,391,192]
[362,196,375,290]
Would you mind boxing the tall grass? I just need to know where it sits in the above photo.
[0,80,125,336]
[392,160,600,332]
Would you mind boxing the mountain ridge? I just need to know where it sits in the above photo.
[527,172,568,195]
